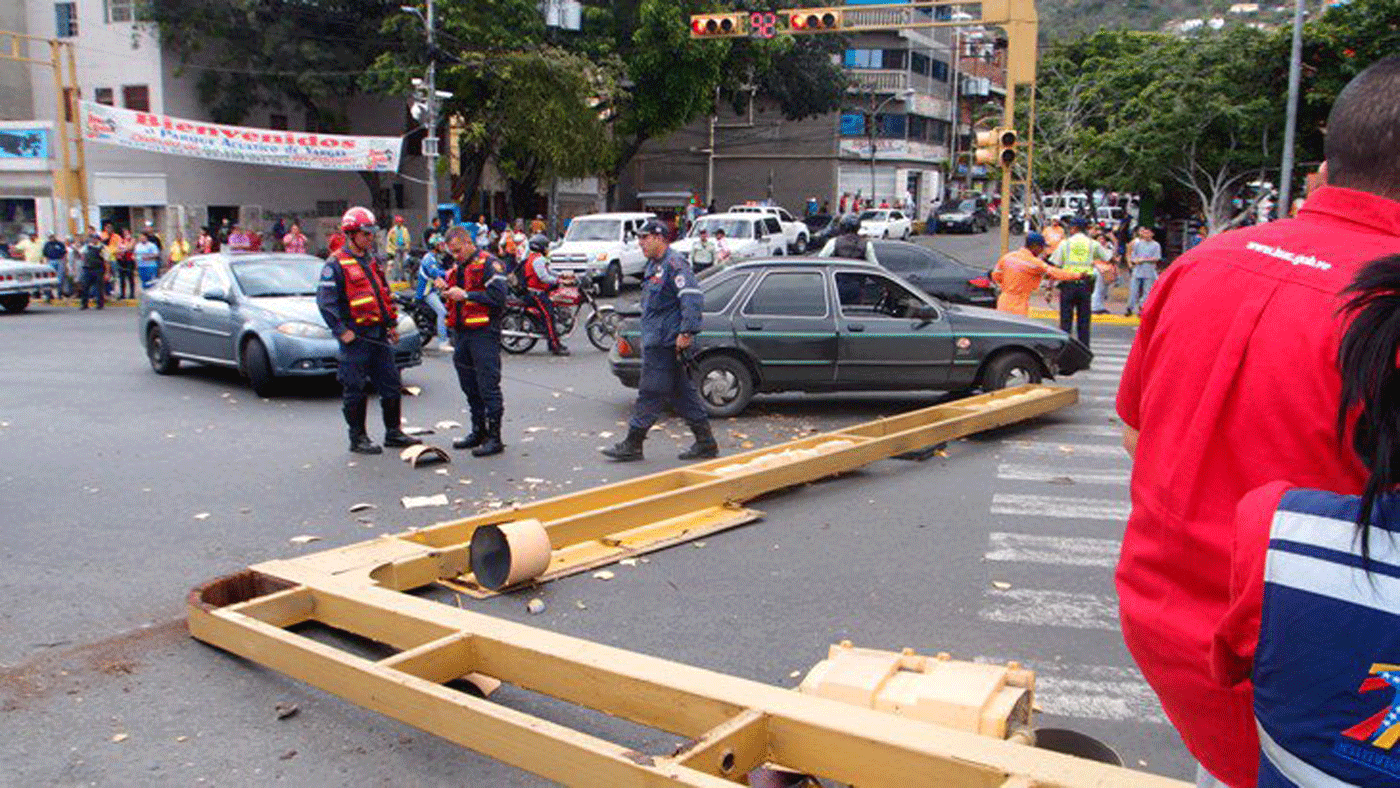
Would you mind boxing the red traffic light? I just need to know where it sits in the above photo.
[786,10,839,31]
[690,13,744,37]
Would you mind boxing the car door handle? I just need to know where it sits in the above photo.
[745,322,764,331]
[847,323,865,332]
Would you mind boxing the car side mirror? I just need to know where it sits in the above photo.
[911,304,938,324]
[202,287,228,302]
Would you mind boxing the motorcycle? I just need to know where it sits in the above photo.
[393,291,439,345]
[499,277,622,354]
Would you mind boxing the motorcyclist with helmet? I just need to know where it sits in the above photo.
[520,233,571,356]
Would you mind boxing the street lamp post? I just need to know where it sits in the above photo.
[867,88,914,209]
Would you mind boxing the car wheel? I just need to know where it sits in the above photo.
[242,337,278,397]
[901,228,910,240]
[981,350,1044,392]
[694,354,754,418]
[599,262,622,297]
[791,235,808,255]
[0,294,30,313]
[146,324,179,374]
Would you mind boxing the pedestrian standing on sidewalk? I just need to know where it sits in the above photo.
[1088,225,1119,315]
[316,206,421,455]
[282,221,308,255]
[437,226,508,456]
[168,232,189,270]
[42,233,66,299]
[386,215,410,282]
[602,219,717,463]
[197,227,213,255]
[78,233,109,310]
[1123,227,1161,317]
[1048,217,1109,346]
[135,232,160,289]
[116,228,137,300]
[991,233,1087,316]
[1115,55,1400,788]
[226,224,251,252]
[270,216,286,251]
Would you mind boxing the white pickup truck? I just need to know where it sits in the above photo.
[545,212,656,296]
[0,258,59,313]
[727,204,810,254]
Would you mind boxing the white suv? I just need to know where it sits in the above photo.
[671,213,786,269]
[547,212,656,295]
[727,204,810,253]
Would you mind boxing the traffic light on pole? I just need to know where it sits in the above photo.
[975,128,1018,168]
[782,7,842,33]
[690,13,748,38]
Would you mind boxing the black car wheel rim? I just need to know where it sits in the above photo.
[701,369,740,405]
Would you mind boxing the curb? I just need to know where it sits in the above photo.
[1027,308,1140,327]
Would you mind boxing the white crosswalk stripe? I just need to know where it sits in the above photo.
[1079,393,1118,405]
[1080,371,1125,382]
[996,463,1128,486]
[1079,408,1123,421]
[1002,441,1128,460]
[986,531,1123,566]
[1044,424,1124,438]
[972,657,1166,724]
[980,588,1120,630]
[990,493,1130,520]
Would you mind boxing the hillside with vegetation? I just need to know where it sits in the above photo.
[1036,0,1305,39]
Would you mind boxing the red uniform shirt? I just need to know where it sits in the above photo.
[1115,186,1400,787]
[1210,481,1292,691]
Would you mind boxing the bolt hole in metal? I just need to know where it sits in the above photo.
[720,748,736,773]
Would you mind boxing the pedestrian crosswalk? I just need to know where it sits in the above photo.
[970,331,1171,728]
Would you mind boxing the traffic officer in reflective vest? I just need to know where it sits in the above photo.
[521,233,570,356]
[602,219,718,462]
[1048,216,1111,346]
[316,206,422,454]
[436,226,508,456]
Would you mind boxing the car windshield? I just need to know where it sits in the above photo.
[231,257,324,297]
[565,219,621,242]
[859,211,886,221]
[689,218,752,239]
[956,200,977,213]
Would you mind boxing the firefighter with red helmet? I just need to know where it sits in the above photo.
[521,233,570,356]
[434,226,509,456]
[316,206,422,454]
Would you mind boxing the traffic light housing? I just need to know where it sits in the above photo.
[690,13,748,38]
[975,128,1018,168]
[784,8,842,32]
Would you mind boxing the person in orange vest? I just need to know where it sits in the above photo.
[520,233,571,356]
[316,206,422,454]
[1041,217,1066,257]
[436,226,509,456]
[990,233,1088,316]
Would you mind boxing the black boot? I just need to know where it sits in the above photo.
[345,401,382,454]
[678,421,719,461]
[550,342,571,356]
[471,418,505,457]
[452,417,485,450]
[381,397,421,448]
[601,426,647,461]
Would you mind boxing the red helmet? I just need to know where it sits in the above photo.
[341,206,377,233]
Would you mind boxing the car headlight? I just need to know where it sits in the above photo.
[276,321,333,339]
[595,252,608,261]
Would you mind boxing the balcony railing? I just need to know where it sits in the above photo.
[848,69,910,94]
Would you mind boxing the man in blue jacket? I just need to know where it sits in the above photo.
[602,219,717,462]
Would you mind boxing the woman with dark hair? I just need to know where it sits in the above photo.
[1212,254,1400,787]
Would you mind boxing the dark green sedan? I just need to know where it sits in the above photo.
[608,258,1092,417]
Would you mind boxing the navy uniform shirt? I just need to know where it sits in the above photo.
[639,247,702,348]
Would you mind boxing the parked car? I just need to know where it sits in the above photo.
[671,213,786,269]
[0,258,59,313]
[869,240,996,308]
[935,198,994,234]
[727,204,811,253]
[801,214,840,249]
[856,209,912,239]
[138,253,422,396]
[609,258,1091,416]
[546,212,655,296]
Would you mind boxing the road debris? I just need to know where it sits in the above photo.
[434,420,462,431]
[193,512,210,521]
[274,702,299,720]
[592,570,615,581]
[110,733,128,743]
[526,599,546,614]
[992,581,1012,590]
[289,535,322,545]
[348,503,377,514]
[402,493,449,509]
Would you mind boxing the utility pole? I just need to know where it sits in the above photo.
[1278,0,1305,220]
[424,0,438,228]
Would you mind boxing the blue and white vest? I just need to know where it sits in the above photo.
[1254,488,1400,787]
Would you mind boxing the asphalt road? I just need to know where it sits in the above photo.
[0,233,1193,786]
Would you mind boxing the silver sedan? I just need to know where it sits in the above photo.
[138,253,421,396]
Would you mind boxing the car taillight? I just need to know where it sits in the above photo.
[617,336,634,356]
[969,276,992,288]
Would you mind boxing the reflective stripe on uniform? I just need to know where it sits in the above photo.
[1257,722,1361,788]
[679,288,703,296]
[1271,509,1400,567]
[1264,548,1400,614]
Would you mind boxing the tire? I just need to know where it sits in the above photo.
[694,354,755,418]
[585,307,622,352]
[146,324,179,374]
[499,309,538,354]
[901,228,910,240]
[0,294,30,313]
[791,235,808,255]
[599,262,622,297]
[242,337,277,397]
[980,350,1044,392]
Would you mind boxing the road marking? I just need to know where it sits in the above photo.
[1080,371,1124,382]
[1070,382,1119,393]
[1044,424,1124,438]
[996,463,1128,486]
[990,493,1130,520]
[980,588,1120,631]
[1079,394,1117,405]
[986,531,1123,566]
[1079,408,1123,421]
[1002,441,1128,460]
[972,658,1168,724]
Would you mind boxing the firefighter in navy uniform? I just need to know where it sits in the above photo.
[602,219,718,462]
[521,233,571,356]
[316,206,422,454]
[436,226,509,456]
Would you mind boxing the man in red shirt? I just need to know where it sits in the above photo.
[1115,56,1400,788]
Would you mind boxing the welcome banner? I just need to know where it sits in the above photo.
[80,101,403,173]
